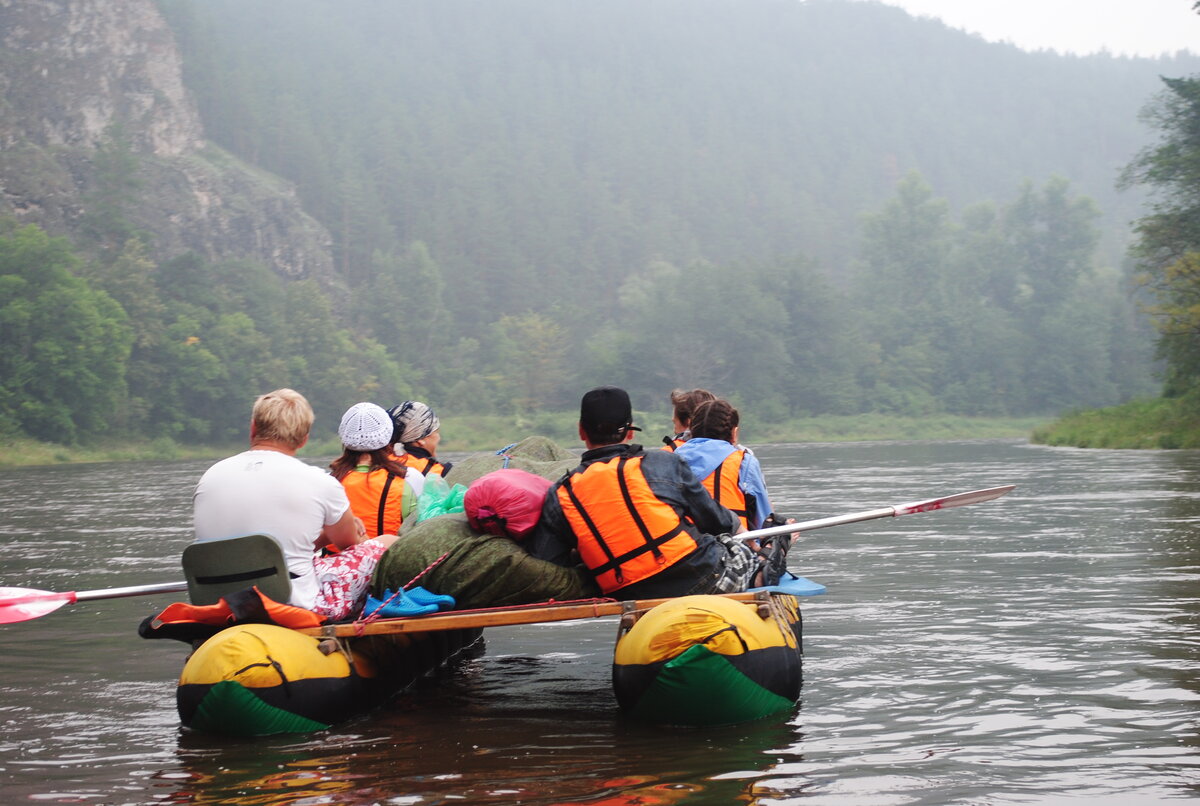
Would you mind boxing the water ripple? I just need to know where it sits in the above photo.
[2,443,1200,804]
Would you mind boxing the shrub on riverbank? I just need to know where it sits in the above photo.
[0,414,1048,468]
[0,436,240,468]
[1031,397,1200,449]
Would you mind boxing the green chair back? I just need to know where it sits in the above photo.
[181,534,292,606]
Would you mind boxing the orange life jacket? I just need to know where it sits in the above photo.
[701,449,751,531]
[556,452,700,593]
[660,436,685,452]
[397,452,448,478]
[148,587,324,630]
[341,466,412,537]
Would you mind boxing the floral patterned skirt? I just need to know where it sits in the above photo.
[311,539,388,620]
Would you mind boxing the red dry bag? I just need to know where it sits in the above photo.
[464,468,552,540]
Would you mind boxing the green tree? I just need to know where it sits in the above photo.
[1122,71,1200,396]
[79,126,143,254]
[853,174,955,413]
[82,237,165,432]
[1002,177,1100,318]
[0,223,132,442]
[853,174,1120,415]
[603,259,790,413]
[487,313,570,413]
[279,280,410,430]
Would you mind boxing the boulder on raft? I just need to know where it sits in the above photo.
[443,435,576,487]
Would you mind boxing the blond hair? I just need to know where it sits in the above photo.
[251,388,314,449]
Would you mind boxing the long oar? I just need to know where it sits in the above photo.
[737,485,1016,543]
[0,487,1013,624]
[0,581,187,625]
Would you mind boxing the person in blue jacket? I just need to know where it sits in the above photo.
[673,398,774,531]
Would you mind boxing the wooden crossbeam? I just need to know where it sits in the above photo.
[300,591,771,639]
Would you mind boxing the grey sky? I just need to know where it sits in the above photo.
[872,0,1200,57]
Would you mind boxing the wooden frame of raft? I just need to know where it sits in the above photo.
[299,590,779,639]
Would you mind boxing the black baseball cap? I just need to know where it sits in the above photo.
[580,386,642,438]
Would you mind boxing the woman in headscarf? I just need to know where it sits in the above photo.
[386,400,453,477]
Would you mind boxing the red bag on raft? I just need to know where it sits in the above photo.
[464,468,552,540]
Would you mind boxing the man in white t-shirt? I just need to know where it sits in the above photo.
[193,388,364,612]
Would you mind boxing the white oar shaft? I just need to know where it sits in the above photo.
[0,580,190,625]
[737,485,1015,542]
[73,581,188,602]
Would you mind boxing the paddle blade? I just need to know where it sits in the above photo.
[0,587,74,624]
[893,485,1015,516]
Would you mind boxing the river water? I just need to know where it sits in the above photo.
[0,439,1196,805]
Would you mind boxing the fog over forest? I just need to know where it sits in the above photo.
[3,0,1199,445]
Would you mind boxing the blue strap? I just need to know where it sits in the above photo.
[496,442,518,468]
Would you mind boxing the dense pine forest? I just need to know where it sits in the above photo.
[3,0,1199,448]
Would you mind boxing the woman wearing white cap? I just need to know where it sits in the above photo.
[329,402,424,538]
[386,400,453,478]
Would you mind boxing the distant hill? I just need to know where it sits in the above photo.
[161,0,1200,318]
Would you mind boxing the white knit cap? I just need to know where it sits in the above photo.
[338,402,393,451]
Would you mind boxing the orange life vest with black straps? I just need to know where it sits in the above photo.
[397,452,448,478]
[660,436,685,452]
[701,449,751,531]
[556,451,701,594]
[341,467,412,537]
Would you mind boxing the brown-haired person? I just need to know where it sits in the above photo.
[192,389,393,619]
[527,385,758,600]
[674,398,775,532]
[662,388,716,450]
[329,402,420,538]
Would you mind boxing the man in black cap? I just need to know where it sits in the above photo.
[526,385,757,599]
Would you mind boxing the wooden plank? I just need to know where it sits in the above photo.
[300,592,770,639]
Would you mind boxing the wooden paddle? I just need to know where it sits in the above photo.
[737,484,1016,543]
[0,581,188,625]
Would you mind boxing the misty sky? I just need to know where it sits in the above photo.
[874,0,1200,57]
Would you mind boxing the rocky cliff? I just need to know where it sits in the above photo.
[0,0,333,280]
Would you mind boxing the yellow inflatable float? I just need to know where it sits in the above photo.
[161,579,820,734]
[612,592,804,726]
[174,621,482,735]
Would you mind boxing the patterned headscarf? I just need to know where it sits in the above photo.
[387,401,440,445]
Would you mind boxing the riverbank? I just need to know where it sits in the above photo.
[1031,396,1200,449]
[0,413,1048,469]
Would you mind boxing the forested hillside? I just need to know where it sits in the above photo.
[162,0,1193,287]
[3,0,1196,447]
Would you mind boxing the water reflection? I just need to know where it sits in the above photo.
[164,634,801,804]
